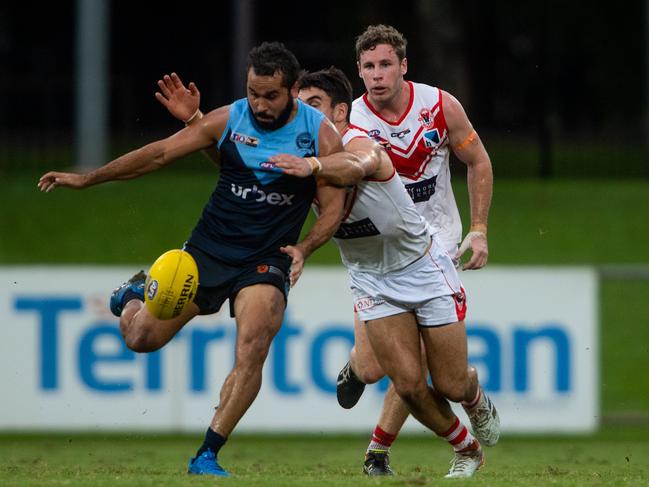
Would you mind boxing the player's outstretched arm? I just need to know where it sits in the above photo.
[443,90,493,270]
[155,72,202,124]
[38,106,228,193]
[271,120,389,185]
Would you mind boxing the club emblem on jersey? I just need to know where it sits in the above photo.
[423,129,441,149]
[257,264,269,274]
[296,132,313,149]
[418,108,434,129]
[230,132,259,147]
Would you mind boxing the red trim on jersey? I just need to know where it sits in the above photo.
[437,88,448,130]
[347,123,369,134]
[364,167,396,182]
[361,81,415,126]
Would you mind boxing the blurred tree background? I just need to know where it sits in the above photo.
[0,0,646,178]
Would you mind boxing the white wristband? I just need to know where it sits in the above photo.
[308,157,322,175]
[184,109,203,125]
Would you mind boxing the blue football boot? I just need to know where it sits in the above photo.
[187,449,230,476]
[109,270,146,317]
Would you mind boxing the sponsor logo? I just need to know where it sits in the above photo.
[259,161,276,170]
[390,128,411,139]
[354,296,384,312]
[231,184,295,206]
[230,132,259,147]
[257,264,269,274]
[404,176,437,203]
[172,274,196,317]
[423,129,441,149]
[418,108,434,129]
[296,132,313,149]
[334,217,380,239]
[146,279,158,300]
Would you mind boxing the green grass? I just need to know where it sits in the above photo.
[3,172,649,265]
[601,279,649,414]
[1,429,648,486]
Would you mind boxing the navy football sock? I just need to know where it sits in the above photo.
[194,427,227,459]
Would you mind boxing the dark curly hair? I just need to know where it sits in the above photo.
[247,41,301,89]
[355,24,407,61]
[297,67,353,122]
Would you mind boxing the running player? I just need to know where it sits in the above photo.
[272,67,485,478]
[37,42,346,477]
[334,24,499,475]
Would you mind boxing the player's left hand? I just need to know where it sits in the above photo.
[456,231,488,270]
[280,245,306,287]
[270,154,312,177]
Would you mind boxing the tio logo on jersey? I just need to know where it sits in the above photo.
[231,184,295,206]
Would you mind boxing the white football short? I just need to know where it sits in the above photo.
[349,237,467,327]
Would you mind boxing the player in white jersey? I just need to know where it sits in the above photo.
[333,25,499,477]
[273,66,485,478]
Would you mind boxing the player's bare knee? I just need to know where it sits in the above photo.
[392,375,427,404]
[435,377,471,403]
[123,330,160,353]
[354,362,385,384]
[237,335,273,367]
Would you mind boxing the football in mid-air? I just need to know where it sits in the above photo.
[144,249,198,320]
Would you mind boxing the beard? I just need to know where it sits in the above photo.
[252,97,294,130]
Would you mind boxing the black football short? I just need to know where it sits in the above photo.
[183,243,291,317]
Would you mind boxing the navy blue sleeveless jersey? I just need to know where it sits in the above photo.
[187,98,325,264]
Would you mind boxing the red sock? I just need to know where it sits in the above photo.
[367,425,397,451]
[440,417,479,452]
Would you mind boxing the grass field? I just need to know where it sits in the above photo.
[1,428,648,486]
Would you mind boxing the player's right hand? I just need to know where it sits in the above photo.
[155,72,201,123]
[270,154,313,178]
[37,172,87,192]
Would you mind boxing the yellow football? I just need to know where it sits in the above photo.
[144,249,199,320]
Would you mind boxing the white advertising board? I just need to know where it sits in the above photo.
[0,266,598,432]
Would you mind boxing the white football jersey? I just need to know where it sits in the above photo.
[351,81,462,250]
[331,127,430,274]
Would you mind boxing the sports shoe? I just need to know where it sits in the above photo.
[336,361,366,409]
[363,449,394,476]
[187,449,230,476]
[445,442,484,478]
[109,270,146,317]
[464,389,500,446]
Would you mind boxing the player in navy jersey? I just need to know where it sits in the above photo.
[38,42,346,477]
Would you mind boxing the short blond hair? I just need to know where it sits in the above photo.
[355,24,407,61]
